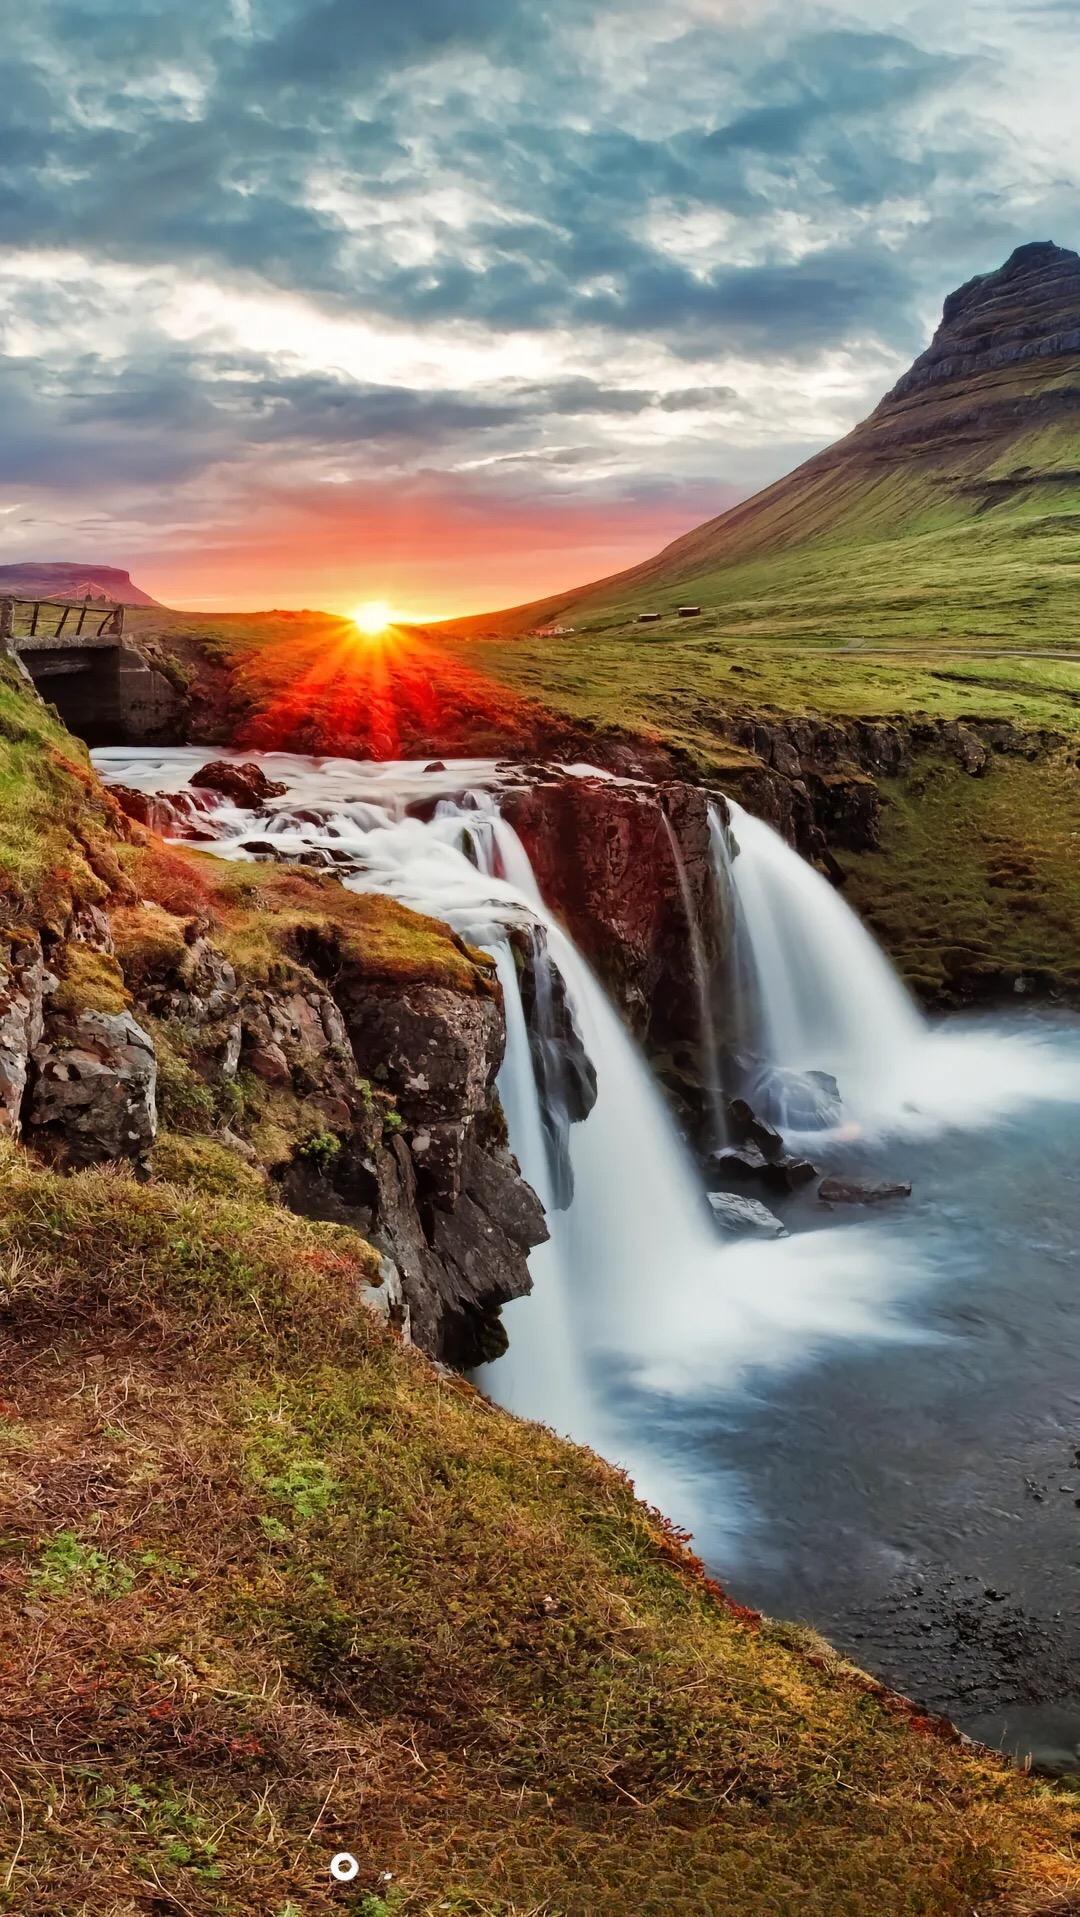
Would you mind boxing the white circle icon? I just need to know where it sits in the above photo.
[330,1853,360,1883]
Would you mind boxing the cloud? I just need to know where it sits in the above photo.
[1,0,1079,607]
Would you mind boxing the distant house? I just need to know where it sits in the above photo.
[677,605,702,618]
[637,612,662,623]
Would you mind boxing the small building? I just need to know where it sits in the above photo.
[677,605,702,618]
[637,612,662,623]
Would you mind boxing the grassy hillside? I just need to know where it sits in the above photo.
[2,1142,1080,1916]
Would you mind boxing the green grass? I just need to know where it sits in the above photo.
[1,1142,1078,1915]
[0,656,131,930]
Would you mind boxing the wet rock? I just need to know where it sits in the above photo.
[28,1008,157,1168]
[191,760,288,806]
[710,1143,818,1192]
[708,1191,788,1239]
[819,1177,912,1204]
[726,1096,785,1162]
[515,926,598,1209]
[109,784,182,833]
[742,1064,844,1132]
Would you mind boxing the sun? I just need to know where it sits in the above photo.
[350,599,394,636]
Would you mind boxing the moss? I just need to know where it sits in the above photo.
[0,663,130,928]
[148,1019,219,1134]
[50,943,131,1016]
[206,860,490,997]
[151,1132,271,1201]
[842,749,1080,1002]
[110,900,195,991]
[0,1141,1076,1915]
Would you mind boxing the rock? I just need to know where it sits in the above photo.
[190,760,288,806]
[500,776,726,1048]
[357,1252,411,1339]
[0,936,45,1134]
[707,1192,788,1239]
[515,927,597,1208]
[742,1064,843,1132]
[246,1040,291,1085]
[710,1144,818,1192]
[109,784,182,833]
[341,983,503,1126]
[819,1177,912,1205]
[28,1009,157,1168]
[726,1096,784,1162]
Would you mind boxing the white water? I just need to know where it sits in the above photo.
[716,796,1080,1138]
[94,748,935,1474]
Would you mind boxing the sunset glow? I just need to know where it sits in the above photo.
[350,600,394,636]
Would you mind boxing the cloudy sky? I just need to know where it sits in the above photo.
[0,0,1078,615]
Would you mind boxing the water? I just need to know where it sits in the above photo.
[95,747,1080,1764]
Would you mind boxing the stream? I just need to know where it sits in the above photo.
[94,746,1080,1773]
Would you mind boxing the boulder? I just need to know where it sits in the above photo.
[819,1177,912,1205]
[28,1009,157,1168]
[109,784,183,834]
[190,760,288,806]
[742,1064,843,1132]
[708,1191,788,1239]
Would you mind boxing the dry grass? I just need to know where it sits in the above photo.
[0,1145,1077,1915]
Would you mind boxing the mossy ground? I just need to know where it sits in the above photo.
[1,1143,1078,1916]
[0,656,132,931]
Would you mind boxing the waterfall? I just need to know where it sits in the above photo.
[713,797,924,1123]
[92,747,940,1484]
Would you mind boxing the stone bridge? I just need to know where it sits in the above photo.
[0,595,184,745]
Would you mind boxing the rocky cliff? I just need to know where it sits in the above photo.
[0,776,549,1367]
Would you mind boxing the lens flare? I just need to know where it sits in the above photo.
[351,599,394,636]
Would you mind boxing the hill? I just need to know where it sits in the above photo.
[0,561,160,606]
[445,241,1080,642]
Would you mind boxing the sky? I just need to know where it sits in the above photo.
[0,0,1078,618]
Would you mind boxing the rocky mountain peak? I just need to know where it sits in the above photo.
[878,240,1080,410]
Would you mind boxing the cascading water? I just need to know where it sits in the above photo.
[713,798,923,1120]
[711,795,1080,1137]
[92,748,931,1468]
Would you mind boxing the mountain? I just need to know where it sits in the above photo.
[0,562,160,607]
[450,241,1080,642]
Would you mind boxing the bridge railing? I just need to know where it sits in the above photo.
[0,596,126,644]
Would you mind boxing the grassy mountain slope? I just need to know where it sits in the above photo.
[3,1144,1079,1916]
[444,243,1080,645]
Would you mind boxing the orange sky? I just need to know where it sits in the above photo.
[131,475,739,620]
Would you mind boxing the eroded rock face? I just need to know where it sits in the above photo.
[341,983,504,1125]
[108,903,546,1368]
[27,1009,157,1168]
[501,777,725,1045]
[0,937,46,1133]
